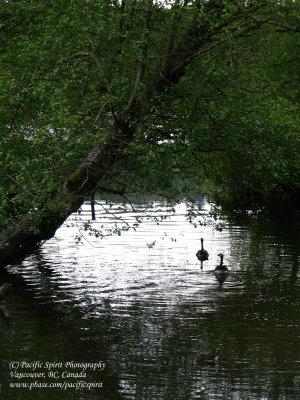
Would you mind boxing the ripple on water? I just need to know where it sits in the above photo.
[3,200,300,400]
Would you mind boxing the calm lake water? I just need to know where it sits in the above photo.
[0,199,299,400]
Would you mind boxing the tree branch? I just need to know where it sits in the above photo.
[126,0,152,112]
[88,41,114,96]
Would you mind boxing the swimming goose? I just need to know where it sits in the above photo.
[196,238,209,262]
[214,254,229,286]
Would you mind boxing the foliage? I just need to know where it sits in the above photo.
[0,0,299,237]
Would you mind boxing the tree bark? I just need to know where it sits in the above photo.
[0,121,134,267]
[0,1,274,268]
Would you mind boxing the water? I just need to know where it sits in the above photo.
[0,199,299,400]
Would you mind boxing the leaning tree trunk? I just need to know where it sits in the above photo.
[0,121,134,267]
[0,1,270,268]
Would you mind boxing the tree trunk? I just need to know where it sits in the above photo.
[0,122,134,268]
[0,2,271,268]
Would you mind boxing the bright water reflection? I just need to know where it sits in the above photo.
[0,199,299,400]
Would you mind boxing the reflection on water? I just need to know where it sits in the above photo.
[0,199,299,399]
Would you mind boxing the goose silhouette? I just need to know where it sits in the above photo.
[214,254,229,286]
[196,238,209,263]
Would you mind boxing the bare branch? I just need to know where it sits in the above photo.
[268,20,300,33]
[88,41,113,96]
[126,0,152,112]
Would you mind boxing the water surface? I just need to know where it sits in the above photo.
[0,200,299,399]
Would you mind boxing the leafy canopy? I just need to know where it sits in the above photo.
[0,0,299,234]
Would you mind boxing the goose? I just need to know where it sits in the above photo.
[214,254,229,286]
[0,283,12,301]
[196,238,209,263]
